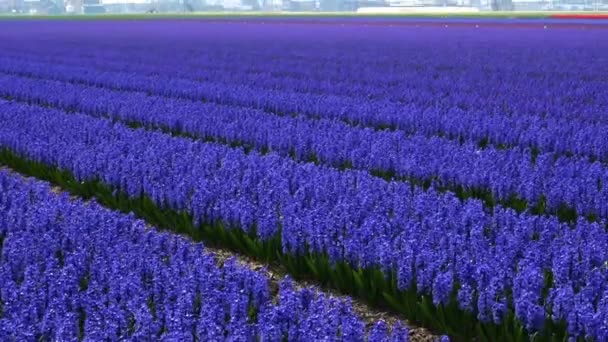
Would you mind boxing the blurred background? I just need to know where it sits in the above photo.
[2,0,607,22]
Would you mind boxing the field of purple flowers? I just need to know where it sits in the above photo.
[0,19,607,341]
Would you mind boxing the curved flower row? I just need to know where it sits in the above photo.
[2,73,607,221]
[0,100,606,339]
[1,56,607,165]
[0,170,410,341]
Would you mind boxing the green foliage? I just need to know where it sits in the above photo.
[78,306,87,341]
[5,91,596,224]
[0,148,574,341]
[248,295,258,323]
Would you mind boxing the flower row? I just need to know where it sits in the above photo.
[1,57,608,164]
[1,73,607,221]
[0,169,410,341]
[2,23,606,127]
[0,100,606,339]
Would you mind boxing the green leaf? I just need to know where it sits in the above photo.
[381,291,405,313]
[305,256,319,278]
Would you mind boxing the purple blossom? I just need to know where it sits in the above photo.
[0,170,400,340]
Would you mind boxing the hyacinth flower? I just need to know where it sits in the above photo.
[2,31,608,164]
[1,21,606,122]
[0,170,411,341]
[0,20,607,340]
[0,98,607,339]
[1,74,608,222]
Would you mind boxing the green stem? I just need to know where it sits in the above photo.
[0,148,568,341]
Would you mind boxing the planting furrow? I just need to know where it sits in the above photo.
[1,56,607,164]
[0,99,606,340]
[199,243,438,341]
[0,169,414,341]
[1,73,607,222]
